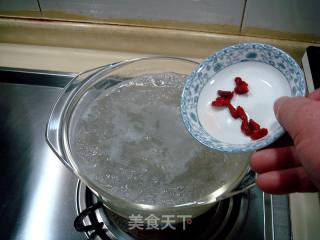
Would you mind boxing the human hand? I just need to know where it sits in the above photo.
[250,89,320,194]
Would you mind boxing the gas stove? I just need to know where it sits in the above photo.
[0,66,291,240]
[75,181,291,240]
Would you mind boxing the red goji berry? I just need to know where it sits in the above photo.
[236,106,248,122]
[217,90,234,99]
[234,84,249,94]
[250,128,268,140]
[235,77,242,85]
[241,120,252,136]
[228,104,238,119]
[210,77,268,141]
[248,119,260,131]
[234,77,249,94]
[235,77,248,87]
[211,97,230,107]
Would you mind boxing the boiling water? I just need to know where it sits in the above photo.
[71,73,247,206]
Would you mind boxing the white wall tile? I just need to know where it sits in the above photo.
[243,0,320,36]
[40,0,245,27]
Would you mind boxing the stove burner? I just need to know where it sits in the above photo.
[75,181,249,240]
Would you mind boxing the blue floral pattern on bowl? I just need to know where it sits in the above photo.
[180,43,306,153]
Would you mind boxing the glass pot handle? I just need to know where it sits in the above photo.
[46,86,73,170]
[216,170,256,202]
[46,63,121,170]
[46,69,102,170]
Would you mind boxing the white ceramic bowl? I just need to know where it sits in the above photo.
[181,43,306,153]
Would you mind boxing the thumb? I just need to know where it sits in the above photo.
[308,88,320,101]
[274,96,313,141]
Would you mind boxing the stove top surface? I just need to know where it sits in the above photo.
[0,67,291,240]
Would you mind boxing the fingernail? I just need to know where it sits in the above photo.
[274,96,289,117]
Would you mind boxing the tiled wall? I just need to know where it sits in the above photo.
[40,0,244,28]
[0,0,40,16]
[37,0,245,34]
[0,0,319,42]
[242,0,320,42]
